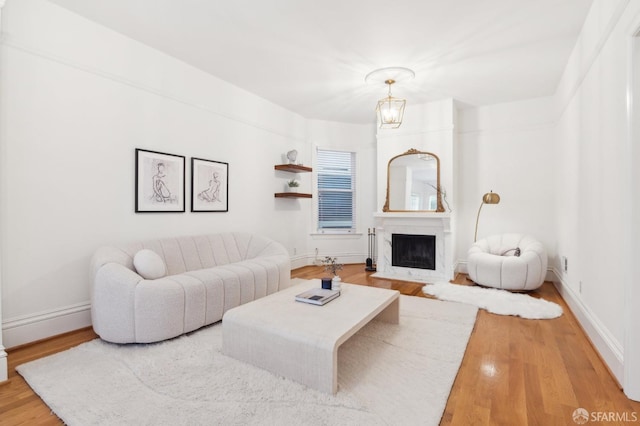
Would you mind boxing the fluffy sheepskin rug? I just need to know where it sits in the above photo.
[423,282,562,319]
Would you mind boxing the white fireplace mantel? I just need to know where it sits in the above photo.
[372,212,454,283]
[373,212,451,230]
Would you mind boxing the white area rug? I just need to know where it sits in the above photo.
[423,282,563,319]
[17,295,477,426]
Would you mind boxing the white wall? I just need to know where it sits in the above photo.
[553,0,640,396]
[0,0,7,383]
[456,97,556,268]
[0,0,375,347]
[628,18,640,403]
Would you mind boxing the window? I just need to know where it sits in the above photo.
[317,148,356,232]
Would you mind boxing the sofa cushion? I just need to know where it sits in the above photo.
[133,249,167,280]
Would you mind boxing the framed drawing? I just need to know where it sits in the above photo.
[191,157,229,212]
[135,149,185,213]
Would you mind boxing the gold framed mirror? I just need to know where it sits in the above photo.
[382,148,445,212]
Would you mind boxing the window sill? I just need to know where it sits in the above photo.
[310,232,363,239]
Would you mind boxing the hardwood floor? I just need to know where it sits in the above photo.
[1,327,98,425]
[1,264,639,425]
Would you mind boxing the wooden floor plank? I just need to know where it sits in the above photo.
[1,264,639,425]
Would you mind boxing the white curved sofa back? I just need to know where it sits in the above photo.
[91,232,288,278]
[90,232,291,343]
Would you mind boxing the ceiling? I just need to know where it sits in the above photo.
[48,0,593,125]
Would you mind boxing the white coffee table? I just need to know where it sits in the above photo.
[222,279,400,394]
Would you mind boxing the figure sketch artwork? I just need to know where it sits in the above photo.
[135,149,185,213]
[191,157,229,212]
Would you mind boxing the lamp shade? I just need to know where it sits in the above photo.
[376,95,406,129]
[482,191,500,204]
[366,68,414,129]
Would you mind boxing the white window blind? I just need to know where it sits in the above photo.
[317,149,356,232]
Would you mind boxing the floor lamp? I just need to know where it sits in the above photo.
[474,191,500,242]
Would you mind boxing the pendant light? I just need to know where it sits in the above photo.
[365,67,414,129]
[376,79,406,129]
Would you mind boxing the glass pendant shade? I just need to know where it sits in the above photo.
[377,94,406,129]
[366,68,413,129]
[376,79,406,129]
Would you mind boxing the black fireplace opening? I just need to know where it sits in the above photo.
[392,234,436,270]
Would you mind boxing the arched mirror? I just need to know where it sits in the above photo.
[383,149,444,212]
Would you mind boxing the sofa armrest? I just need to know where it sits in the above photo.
[92,262,143,343]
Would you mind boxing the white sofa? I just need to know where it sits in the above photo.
[91,232,291,343]
[467,233,547,291]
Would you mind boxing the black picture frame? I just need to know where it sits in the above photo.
[191,157,229,212]
[135,149,185,213]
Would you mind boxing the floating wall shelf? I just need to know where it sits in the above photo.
[274,164,312,173]
[274,193,312,198]
[274,164,312,199]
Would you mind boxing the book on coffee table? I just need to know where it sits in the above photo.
[295,288,341,306]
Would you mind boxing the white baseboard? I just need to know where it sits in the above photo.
[456,261,468,275]
[291,253,368,270]
[290,255,310,270]
[3,302,92,349]
[550,268,624,384]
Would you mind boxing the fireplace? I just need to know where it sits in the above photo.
[392,234,436,270]
[372,212,453,282]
